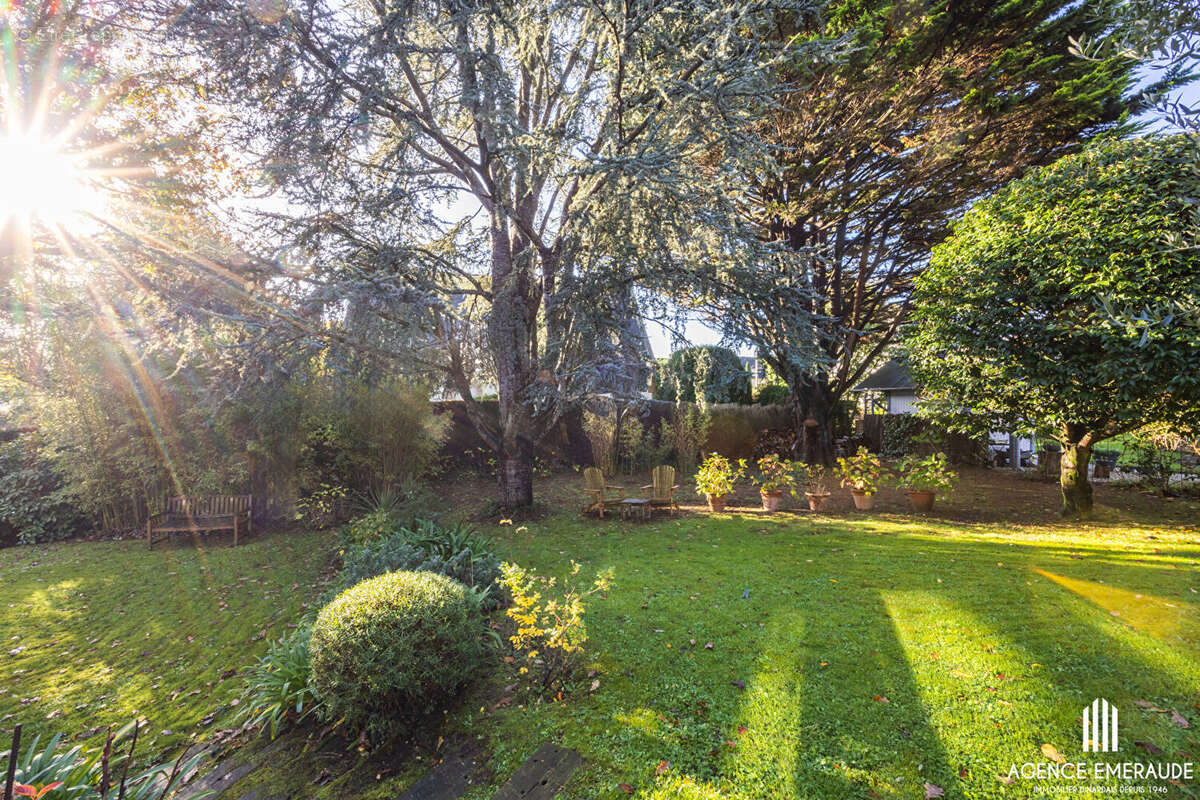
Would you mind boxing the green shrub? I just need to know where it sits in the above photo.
[0,440,82,546]
[1129,437,1177,494]
[694,453,747,498]
[339,518,503,609]
[661,404,712,475]
[237,624,318,739]
[309,571,483,740]
[896,452,959,493]
[653,346,752,404]
[754,382,790,405]
[881,414,927,458]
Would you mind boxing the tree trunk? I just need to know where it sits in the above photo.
[1060,440,1094,517]
[792,377,835,466]
[488,214,538,510]
[497,447,534,509]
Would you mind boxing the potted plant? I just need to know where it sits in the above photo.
[836,446,885,510]
[800,463,831,512]
[895,452,958,512]
[754,454,799,512]
[695,453,746,512]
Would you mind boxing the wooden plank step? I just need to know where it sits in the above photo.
[397,741,488,800]
[490,742,582,800]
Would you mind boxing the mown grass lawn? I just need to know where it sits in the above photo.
[0,530,332,760]
[458,507,1200,800]
[3,474,1199,800]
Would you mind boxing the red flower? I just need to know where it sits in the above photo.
[13,782,64,799]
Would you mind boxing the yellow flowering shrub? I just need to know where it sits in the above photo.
[499,560,614,691]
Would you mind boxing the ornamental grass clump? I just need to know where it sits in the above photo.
[309,570,483,741]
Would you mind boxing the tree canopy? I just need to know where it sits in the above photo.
[909,135,1200,515]
[139,0,834,507]
[711,0,1173,464]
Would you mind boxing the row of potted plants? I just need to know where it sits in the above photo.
[694,448,958,513]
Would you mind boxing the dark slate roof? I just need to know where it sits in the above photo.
[851,360,916,392]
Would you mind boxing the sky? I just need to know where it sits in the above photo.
[644,73,1200,360]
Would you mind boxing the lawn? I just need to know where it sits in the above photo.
[470,504,1200,800]
[0,529,333,761]
[2,472,1199,800]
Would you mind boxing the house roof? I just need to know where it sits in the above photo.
[851,360,916,392]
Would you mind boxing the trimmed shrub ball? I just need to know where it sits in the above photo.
[309,570,482,740]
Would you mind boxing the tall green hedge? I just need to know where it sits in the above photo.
[653,346,752,405]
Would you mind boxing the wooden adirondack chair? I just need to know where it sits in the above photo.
[642,465,680,515]
[582,467,624,518]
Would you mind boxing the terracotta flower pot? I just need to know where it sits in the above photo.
[706,494,728,512]
[850,490,874,511]
[908,490,936,512]
[760,490,784,512]
[805,491,831,512]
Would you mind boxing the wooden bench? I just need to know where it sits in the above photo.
[147,495,253,548]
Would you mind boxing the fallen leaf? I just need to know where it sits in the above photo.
[737,725,748,734]
[1135,741,1164,755]
[1041,743,1065,764]
[1136,700,1155,709]
[655,760,670,776]
[873,695,889,703]
[997,774,1015,786]
[704,642,714,650]
[589,680,600,693]
[731,680,745,689]
[1171,710,1190,729]
[618,783,633,795]
[924,781,944,798]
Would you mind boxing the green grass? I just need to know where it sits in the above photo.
[0,530,332,760]
[3,476,1199,800]
[458,511,1200,800]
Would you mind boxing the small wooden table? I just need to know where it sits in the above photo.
[619,498,652,522]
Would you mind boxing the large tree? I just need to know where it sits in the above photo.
[141,0,832,507]
[908,135,1200,516]
[716,0,1173,464]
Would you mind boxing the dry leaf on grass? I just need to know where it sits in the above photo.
[1041,743,1065,764]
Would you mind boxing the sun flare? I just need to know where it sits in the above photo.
[0,133,100,227]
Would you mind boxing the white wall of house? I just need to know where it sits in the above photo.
[887,391,920,414]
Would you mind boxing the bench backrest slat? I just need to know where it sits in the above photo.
[166,494,251,516]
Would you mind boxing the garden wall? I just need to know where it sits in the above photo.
[432,400,594,471]
[431,399,795,472]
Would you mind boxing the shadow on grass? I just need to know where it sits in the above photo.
[516,516,1200,799]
